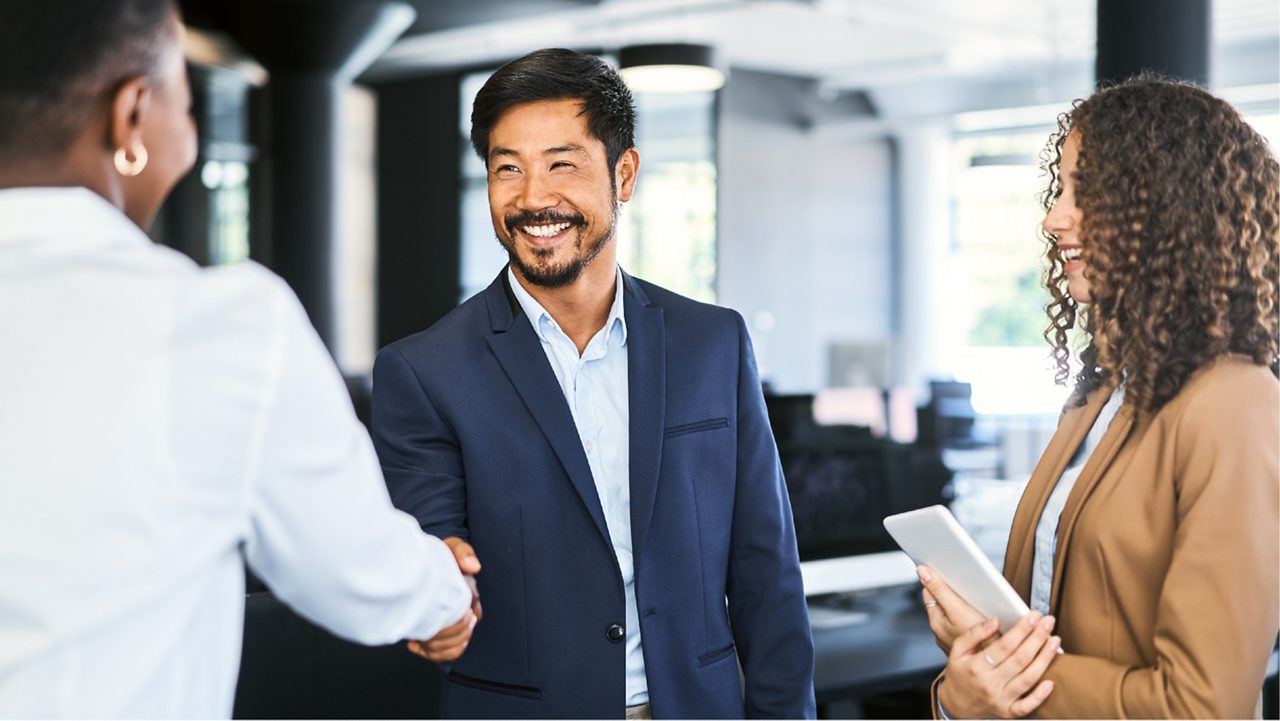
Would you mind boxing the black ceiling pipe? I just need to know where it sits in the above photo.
[1096,0,1209,87]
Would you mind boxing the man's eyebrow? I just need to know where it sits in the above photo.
[488,144,586,162]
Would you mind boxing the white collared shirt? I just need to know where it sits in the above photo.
[0,187,472,718]
[506,266,648,706]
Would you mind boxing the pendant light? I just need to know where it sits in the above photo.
[617,43,726,93]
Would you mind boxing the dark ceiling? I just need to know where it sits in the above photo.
[180,0,603,39]
[400,0,602,36]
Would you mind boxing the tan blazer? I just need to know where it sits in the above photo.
[999,358,1279,718]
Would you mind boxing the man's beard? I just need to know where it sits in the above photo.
[499,206,617,289]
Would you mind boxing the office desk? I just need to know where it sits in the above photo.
[810,584,946,717]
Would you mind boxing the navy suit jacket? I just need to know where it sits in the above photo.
[371,271,815,719]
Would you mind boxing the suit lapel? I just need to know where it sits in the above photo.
[1048,397,1135,613]
[624,274,666,561]
[1003,387,1113,598]
[482,272,613,548]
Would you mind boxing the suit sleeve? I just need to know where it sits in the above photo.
[724,311,817,719]
[1030,370,1279,719]
[370,343,469,541]
[241,280,471,645]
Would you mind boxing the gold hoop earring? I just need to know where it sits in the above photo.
[114,142,149,177]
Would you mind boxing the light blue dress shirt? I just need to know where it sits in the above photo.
[507,266,648,706]
[1029,386,1126,615]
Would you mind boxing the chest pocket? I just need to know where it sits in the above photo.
[664,417,729,438]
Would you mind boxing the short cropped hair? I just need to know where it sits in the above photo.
[470,48,637,170]
[0,0,174,161]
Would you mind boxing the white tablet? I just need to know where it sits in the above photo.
[883,504,1030,632]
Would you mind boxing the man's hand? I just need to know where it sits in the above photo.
[407,609,477,663]
[406,536,484,663]
[443,536,482,620]
[443,536,482,575]
[918,565,985,654]
[935,612,1060,718]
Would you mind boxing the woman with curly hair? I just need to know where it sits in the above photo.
[917,75,1280,718]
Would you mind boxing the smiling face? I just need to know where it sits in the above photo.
[486,98,638,289]
[1043,131,1089,303]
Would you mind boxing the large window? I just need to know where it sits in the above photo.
[1246,113,1280,154]
[200,159,251,265]
[458,70,508,302]
[950,131,1071,416]
[617,91,717,302]
[949,111,1278,478]
[951,111,1280,417]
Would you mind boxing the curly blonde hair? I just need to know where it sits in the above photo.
[1040,75,1280,412]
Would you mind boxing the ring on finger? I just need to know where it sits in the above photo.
[924,601,938,608]
[983,652,998,667]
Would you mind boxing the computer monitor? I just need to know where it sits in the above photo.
[765,393,819,448]
[783,443,907,561]
[765,392,952,594]
[917,380,981,448]
[812,387,887,436]
[807,386,919,444]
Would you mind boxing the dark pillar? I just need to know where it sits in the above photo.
[1096,0,1210,86]
[225,0,415,350]
[258,73,340,340]
[371,72,464,347]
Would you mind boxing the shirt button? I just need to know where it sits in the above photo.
[606,623,625,643]
[584,441,594,453]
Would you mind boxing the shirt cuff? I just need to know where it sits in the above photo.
[935,679,954,720]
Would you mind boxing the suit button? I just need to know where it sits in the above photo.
[605,623,625,643]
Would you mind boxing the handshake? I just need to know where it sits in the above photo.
[407,536,483,663]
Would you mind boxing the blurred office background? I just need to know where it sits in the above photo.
[155,0,1278,717]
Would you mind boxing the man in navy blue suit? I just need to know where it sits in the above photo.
[371,48,814,719]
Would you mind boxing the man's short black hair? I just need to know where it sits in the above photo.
[470,48,637,171]
[0,0,175,161]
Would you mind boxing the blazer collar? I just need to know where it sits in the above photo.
[1046,396,1134,612]
[480,266,666,560]
[1005,383,1135,605]
[484,270,521,331]
[623,272,664,564]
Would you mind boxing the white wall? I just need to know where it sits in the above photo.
[717,70,894,392]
